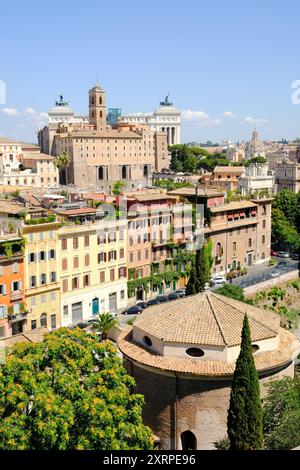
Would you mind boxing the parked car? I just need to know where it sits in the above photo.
[211,275,227,286]
[147,298,161,306]
[175,289,186,297]
[136,301,148,309]
[122,305,143,315]
[277,251,289,258]
[271,250,279,257]
[270,270,280,278]
[168,292,180,301]
[156,295,169,303]
[75,321,88,329]
[276,261,287,268]
[291,253,300,260]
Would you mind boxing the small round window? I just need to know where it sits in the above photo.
[252,344,260,353]
[186,347,205,357]
[143,336,152,347]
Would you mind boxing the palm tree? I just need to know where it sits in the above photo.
[54,151,71,185]
[92,312,119,340]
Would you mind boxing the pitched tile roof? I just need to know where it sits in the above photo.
[119,328,299,377]
[132,292,278,347]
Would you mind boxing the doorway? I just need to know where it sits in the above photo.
[181,430,197,450]
[72,302,83,324]
[92,297,99,316]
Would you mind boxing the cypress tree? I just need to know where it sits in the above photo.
[185,256,197,296]
[227,315,263,450]
[195,247,207,292]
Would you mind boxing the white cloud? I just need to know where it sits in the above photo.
[24,107,36,115]
[222,111,236,118]
[242,116,268,126]
[181,109,221,126]
[2,107,19,116]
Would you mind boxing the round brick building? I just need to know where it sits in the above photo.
[118,292,300,450]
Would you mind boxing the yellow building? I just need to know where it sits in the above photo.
[58,218,127,326]
[22,217,61,331]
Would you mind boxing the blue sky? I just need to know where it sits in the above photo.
[1,0,300,144]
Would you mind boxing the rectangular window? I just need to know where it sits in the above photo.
[248,238,252,248]
[63,305,68,317]
[100,271,105,283]
[119,267,126,278]
[49,249,55,259]
[40,251,46,261]
[62,258,68,270]
[12,281,20,291]
[97,234,106,244]
[50,272,56,283]
[98,252,106,263]
[31,297,36,307]
[129,252,134,263]
[110,269,115,281]
[137,251,142,261]
[40,232,44,241]
[120,290,125,299]
[73,237,79,249]
[233,242,237,253]
[108,232,116,243]
[29,252,36,263]
[263,220,266,229]
[0,284,6,295]
[29,233,34,242]
[119,248,124,259]
[73,257,79,269]
[40,274,47,285]
[145,249,149,259]
[0,305,7,318]
[31,320,37,330]
[83,274,90,287]
[84,254,90,266]
[51,314,56,329]
[62,279,68,293]
[84,235,90,247]
[72,277,79,289]
[41,294,46,304]
[50,292,56,301]
[262,235,266,244]
[61,239,67,250]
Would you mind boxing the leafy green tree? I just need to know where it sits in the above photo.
[112,180,126,196]
[272,207,300,250]
[0,328,153,450]
[263,376,300,450]
[273,190,299,227]
[216,284,245,302]
[227,315,263,450]
[54,151,72,185]
[92,312,119,340]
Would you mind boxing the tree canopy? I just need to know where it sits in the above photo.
[0,328,153,450]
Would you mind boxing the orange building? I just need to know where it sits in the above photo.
[0,235,26,338]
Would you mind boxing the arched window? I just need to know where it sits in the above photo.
[122,166,127,180]
[91,96,95,105]
[181,431,197,450]
[252,344,260,354]
[98,167,104,180]
[143,336,152,347]
[99,96,102,105]
[143,165,149,178]
[186,348,204,357]
[100,110,103,118]
[40,313,47,328]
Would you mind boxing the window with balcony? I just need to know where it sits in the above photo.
[72,277,79,290]
[40,274,46,285]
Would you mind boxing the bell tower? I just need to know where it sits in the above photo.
[89,82,106,130]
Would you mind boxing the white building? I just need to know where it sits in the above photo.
[0,136,58,189]
[245,129,266,160]
[238,162,275,196]
[121,95,181,145]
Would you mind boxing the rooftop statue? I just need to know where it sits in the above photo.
[55,94,69,107]
[160,93,173,107]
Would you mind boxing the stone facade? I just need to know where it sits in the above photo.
[274,158,300,193]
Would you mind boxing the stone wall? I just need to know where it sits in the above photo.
[125,359,295,450]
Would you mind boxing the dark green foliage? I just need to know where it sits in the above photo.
[263,377,300,450]
[227,315,263,450]
[216,284,245,302]
[186,247,208,295]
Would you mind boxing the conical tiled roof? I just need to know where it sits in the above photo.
[133,292,279,347]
